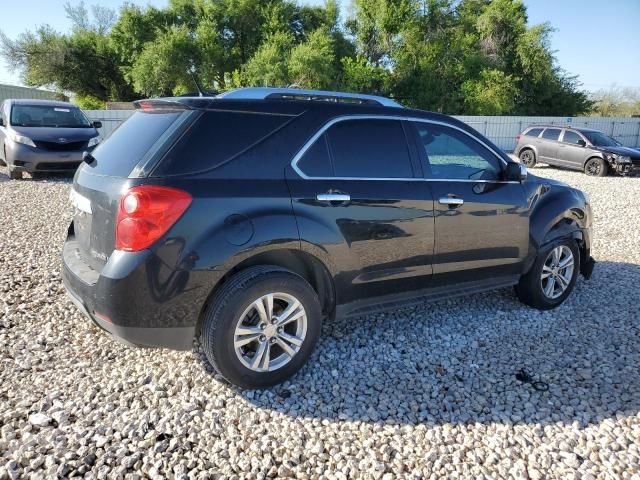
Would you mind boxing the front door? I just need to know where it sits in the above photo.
[408,121,529,286]
[286,117,435,306]
[558,129,588,170]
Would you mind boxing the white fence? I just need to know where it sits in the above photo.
[453,116,640,151]
[85,110,640,152]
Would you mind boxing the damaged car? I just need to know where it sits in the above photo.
[515,125,639,177]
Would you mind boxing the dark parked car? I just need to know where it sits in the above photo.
[0,99,102,179]
[62,88,595,388]
[515,125,640,177]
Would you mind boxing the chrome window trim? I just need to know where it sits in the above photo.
[290,115,518,184]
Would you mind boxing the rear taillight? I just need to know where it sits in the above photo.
[115,186,192,252]
[515,135,521,143]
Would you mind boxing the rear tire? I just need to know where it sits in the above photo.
[519,149,536,168]
[516,239,580,310]
[584,157,607,177]
[9,168,22,180]
[200,266,322,389]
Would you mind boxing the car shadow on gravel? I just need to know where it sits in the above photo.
[220,260,640,427]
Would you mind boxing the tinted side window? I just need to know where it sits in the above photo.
[413,122,501,181]
[297,134,332,177]
[562,130,583,145]
[326,119,413,178]
[88,111,184,177]
[154,110,291,176]
[541,128,561,141]
[525,127,543,137]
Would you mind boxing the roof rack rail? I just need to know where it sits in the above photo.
[216,87,403,108]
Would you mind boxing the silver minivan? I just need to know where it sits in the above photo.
[0,99,102,179]
[514,125,639,177]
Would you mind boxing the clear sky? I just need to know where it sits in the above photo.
[0,0,638,92]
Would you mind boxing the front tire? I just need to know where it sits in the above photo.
[519,149,536,168]
[516,239,580,310]
[584,157,607,177]
[200,266,322,389]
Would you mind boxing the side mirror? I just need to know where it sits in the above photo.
[505,162,527,182]
[92,121,102,129]
[576,139,586,147]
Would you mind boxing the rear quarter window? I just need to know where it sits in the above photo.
[86,111,185,177]
[525,127,543,137]
[152,110,292,176]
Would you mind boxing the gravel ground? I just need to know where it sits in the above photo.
[0,166,639,480]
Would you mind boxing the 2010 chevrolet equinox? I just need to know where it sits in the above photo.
[62,88,595,388]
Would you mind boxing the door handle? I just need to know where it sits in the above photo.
[316,193,351,202]
[438,197,464,206]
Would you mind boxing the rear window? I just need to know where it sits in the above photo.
[86,111,185,177]
[525,127,543,137]
[153,110,291,176]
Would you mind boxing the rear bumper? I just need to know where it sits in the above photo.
[6,142,92,172]
[61,233,196,350]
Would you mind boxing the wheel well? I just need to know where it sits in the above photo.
[541,218,586,260]
[519,147,535,158]
[195,249,335,335]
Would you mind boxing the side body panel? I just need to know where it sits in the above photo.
[427,180,529,284]
[286,171,435,305]
[520,174,592,273]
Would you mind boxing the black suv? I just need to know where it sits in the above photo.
[62,88,595,388]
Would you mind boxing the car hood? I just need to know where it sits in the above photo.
[10,125,98,142]
[593,145,640,158]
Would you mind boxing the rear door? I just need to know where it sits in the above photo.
[538,128,562,164]
[408,120,529,286]
[286,117,435,305]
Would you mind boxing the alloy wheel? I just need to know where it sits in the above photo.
[540,245,575,299]
[585,159,602,176]
[520,151,535,167]
[233,292,307,372]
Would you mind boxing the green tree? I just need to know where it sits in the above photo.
[243,31,294,87]
[0,0,593,114]
[288,28,337,89]
[341,55,389,94]
[461,68,517,114]
[130,25,196,97]
[591,86,640,117]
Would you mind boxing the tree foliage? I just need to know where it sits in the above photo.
[0,0,594,115]
[590,86,640,117]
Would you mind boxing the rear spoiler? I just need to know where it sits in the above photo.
[133,99,192,111]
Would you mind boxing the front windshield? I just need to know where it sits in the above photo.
[10,105,92,128]
[582,130,622,147]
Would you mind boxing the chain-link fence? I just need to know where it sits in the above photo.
[85,110,640,152]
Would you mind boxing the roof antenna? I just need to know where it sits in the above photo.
[189,65,205,97]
